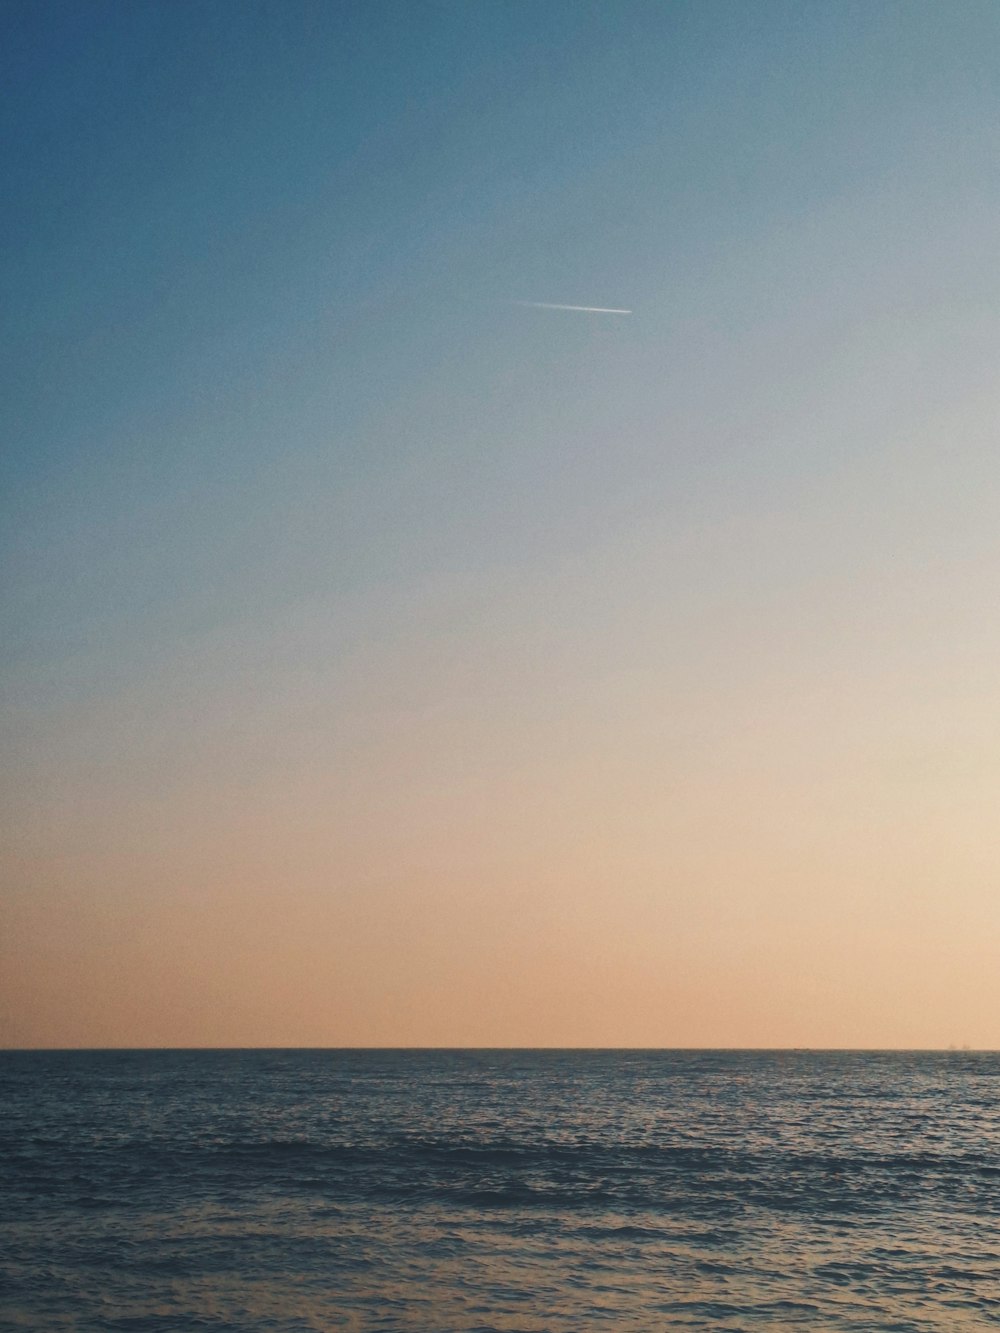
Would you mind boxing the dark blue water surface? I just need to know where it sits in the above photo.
[1,1050,998,1330]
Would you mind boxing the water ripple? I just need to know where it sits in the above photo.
[1,1050,998,1330]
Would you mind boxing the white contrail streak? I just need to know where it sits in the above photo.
[511,301,632,314]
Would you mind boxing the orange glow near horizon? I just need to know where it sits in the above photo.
[5,473,1000,1049]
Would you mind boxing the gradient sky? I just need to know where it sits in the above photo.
[3,1,999,1048]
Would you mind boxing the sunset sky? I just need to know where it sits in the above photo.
[3,0,999,1048]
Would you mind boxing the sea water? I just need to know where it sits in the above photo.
[1,1049,998,1330]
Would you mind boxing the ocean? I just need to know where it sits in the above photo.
[1,1049,997,1330]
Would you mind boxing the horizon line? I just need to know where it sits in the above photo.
[1,1044,990,1054]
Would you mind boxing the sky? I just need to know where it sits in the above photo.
[2,0,999,1049]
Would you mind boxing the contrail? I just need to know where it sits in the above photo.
[510,301,632,315]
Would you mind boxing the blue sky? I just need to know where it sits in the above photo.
[4,1,996,680]
[3,1,1000,1046]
